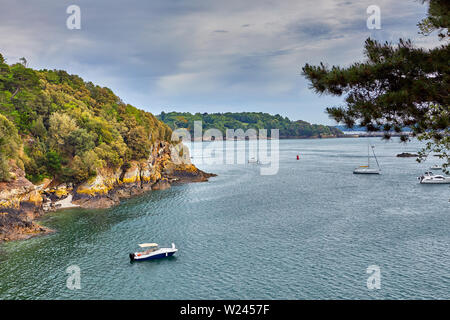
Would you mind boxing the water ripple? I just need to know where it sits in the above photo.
[0,138,449,299]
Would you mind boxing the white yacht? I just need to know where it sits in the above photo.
[353,144,381,174]
[418,172,450,184]
[430,164,443,170]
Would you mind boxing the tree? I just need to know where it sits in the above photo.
[30,116,47,139]
[302,0,449,171]
[19,57,27,67]
[0,114,21,181]
[8,63,39,99]
[418,0,449,39]
[70,150,104,182]
[48,112,79,151]
[417,105,449,167]
[125,125,152,160]
[45,150,62,176]
[67,128,97,156]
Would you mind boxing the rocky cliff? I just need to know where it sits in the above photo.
[0,141,214,242]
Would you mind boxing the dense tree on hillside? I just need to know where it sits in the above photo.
[302,0,449,171]
[0,53,172,183]
[158,112,342,138]
[0,114,22,181]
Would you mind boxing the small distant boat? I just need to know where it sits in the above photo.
[353,166,380,174]
[129,243,177,262]
[353,143,381,174]
[430,164,443,170]
[248,157,260,164]
[418,172,450,184]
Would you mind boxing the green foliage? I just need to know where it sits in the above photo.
[45,150,62,176]
[0,113,20,158]
[158,112,342,138]
[67,128,97,156]
[124,125,152,160]
[0,114,21,181]
[417,105,450,173]
[23,138,48,183]
[30,116,47,139]
[418,0,449,39]
[0,54,172,184]
[48,111,79,150]
[94,142,124,168]
[0,155,10,182]
[69,151,102,183]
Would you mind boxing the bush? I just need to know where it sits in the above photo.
[0,114,21,181]
[0,155,11,181]
[45,150,62,175]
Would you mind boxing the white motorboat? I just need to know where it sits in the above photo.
[430,164,443,170]
[353,143,381,174]
[418,172,450,184]
[129,243,177,262]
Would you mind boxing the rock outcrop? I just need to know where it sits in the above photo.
[0,164,50,241]
[0,141,215,242]
[397,152,419,157]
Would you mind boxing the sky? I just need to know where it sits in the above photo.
[0,0,440,125]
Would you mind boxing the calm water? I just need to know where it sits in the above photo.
[0,138,449,299]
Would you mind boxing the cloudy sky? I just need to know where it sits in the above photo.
[0,0,439,124]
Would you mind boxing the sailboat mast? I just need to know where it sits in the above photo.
[371,146,381,170]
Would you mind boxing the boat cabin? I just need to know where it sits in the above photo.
[138,243,159,254]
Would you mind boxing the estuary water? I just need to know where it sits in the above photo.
[0,138,449,299]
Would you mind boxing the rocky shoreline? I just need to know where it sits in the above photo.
[396,152,419,158]
[0,141,215,242]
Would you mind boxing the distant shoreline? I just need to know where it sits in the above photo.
[187,132,413,141]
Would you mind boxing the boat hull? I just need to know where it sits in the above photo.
[419,179,450,184]
[130,248,177,262]
[353,169,380,174]
[132,252,175,261]
[418,173,450,184]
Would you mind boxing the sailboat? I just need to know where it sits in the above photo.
[353,143,381,174]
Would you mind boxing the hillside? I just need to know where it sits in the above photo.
[0,54,213,241]
[158,112,342,138]
[0,54,173,184]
